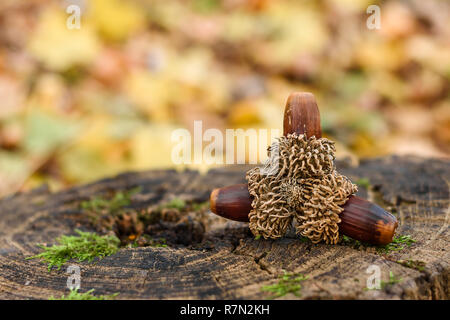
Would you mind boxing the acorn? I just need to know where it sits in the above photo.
[209,92,398,245]
[210,184,252,223]
[339,195,398,245]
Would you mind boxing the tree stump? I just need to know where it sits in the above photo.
[0,156,448,299]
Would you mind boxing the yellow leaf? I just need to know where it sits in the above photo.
[130,124,180,170]
[89,0,145,41]
[28,7,100,71]
[124,70,172,121]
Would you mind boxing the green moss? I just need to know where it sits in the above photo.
[138,198,186,226]
[341,235,352,243]
[340,235,363,248]
[132,235,168,248]
[26,230,120,271]
[341,234,416,254]
[160,198,186,210]
[397,259,426,272]
[148,238,167,247]
[355,177,371,189]
[377,235,416,254]
[80,186,142,215]
[381,271,402,289]
[49,288,119,300]
[261,271,308,299]
[154,198,209,212]
[191,201,210,211]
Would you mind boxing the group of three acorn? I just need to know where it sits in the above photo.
[209,92,398,246]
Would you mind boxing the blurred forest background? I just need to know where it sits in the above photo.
[0,0,449,198]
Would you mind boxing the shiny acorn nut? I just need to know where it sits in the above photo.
[283,92,322,138]
[210,186,398,245]
[339,195,398,245]
[210,184,252,222]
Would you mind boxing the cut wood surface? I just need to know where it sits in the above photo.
[0,156,448,299]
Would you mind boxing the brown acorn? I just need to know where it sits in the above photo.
[209,92,398,245]
[339,195,398,245]
[283,92,322,138]
[210,184,252,222]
